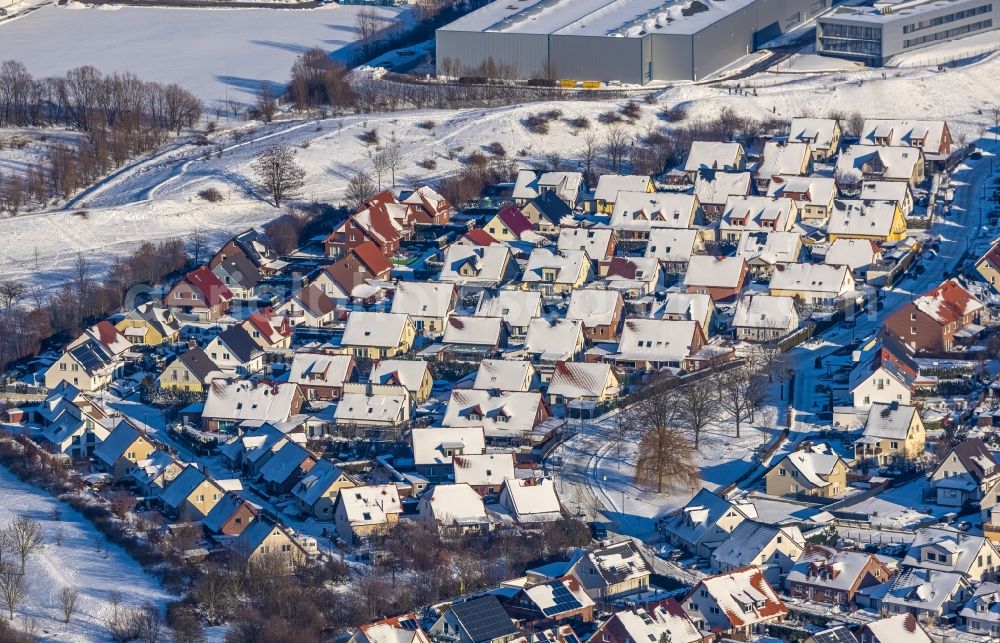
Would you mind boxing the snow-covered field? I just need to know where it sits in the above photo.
[0,465,170,641]
[0,2,408,104]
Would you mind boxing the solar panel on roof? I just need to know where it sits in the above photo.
[452,596,516,643]
[541,583,582,616]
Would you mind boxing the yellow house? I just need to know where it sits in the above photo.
[370,359,434,403]
[591,175,654,214]
[521,248,591,295]
[766,445,849,499]
[158,347,220,393]
[976,242,1000,292]
[160,465,226,519]
[115,303,181,347]
[854,402,926,466]
[94,420,157,480]
[340,312,416,360]
[483,205,535,242]
[292,460,358,520]
[827,199,906,243]
[232,520,310,568]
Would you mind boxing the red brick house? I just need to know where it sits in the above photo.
[320,240,394,298]
[324,203,402,259]
[787,544,893,607]
[164,266,233,322]
[403,186,454,225]
[683,255,748,302]
[884,279,984,355]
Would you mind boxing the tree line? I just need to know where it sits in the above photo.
[0,61,202,213]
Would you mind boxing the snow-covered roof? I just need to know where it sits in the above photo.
[658,292,713,326]
[789,117,839,150]
[585,540,651,584]
[289,352,354,389]
[476,289,541,329]
[769,263,852,295]
[443,315,504,346]
[548,361,617,399]
[521,577,593,615]
[902,526,993,575]
[440,244,512,285]
[837,144,922,182]
[684,141,744,173]
[610,191,699,231]
[616,318,700,363]
[645,227,701,264]
[693,170,751,205]
[861,180,911,204]
[557,226,616,261]
[720,195,797,234]
[338,484,402,525]
[683,255,746,289]
[861,119,948,156]
[787,545,886,592]
[959,583,1000,626]
[661,488,757,550]
[334,392,408,424]
[883,567,967,612]
[452,452,516,487]
[292,459,353,507]
[603,256,659,289]
[862,614,932,643]
[593,174,653,203]
[513,169,584,202]
[606,602,703,643]
[342,312,411,348]
[259,440,314,485]
[827,199,899,238]
[390,281,455,318]
[732,294,798,331]
[712,520,804,568]
[565,288,622,329]
[522,248,589,285]
[473,360,537,392]
[735,230,801,265]
[443,390,545,438]
[766,175,836,207]
[909,279,984,326]
[691,567,788,627]
[825,238,880,271]
[862,402,918,440]
[524,318,583,361]
[756,141,810,178]
[419,483,487,524]
[776,444,843,488]
[203,381,300,423]
[411,426,486,466]
[500,477,561,520]
[370,359,430,393]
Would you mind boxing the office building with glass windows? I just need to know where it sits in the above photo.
[817,0,997,66]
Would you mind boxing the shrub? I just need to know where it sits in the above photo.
[197,188,223,203]
[598,111,623,124]
[621,101,642,120]
[565,116,590,130]
[484,141,506,157]
[415,120,436,130]
[523,114,549,135]
[358,128,379,146]
[417,157,437,170]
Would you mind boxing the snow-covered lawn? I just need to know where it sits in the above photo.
[0,465,170,641]
[0,2,409,104]
[585,405,781,539]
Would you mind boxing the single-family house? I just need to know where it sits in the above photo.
[333,484,403,544]
[411,426,486,479]
[163,266,233,322]
[789,117,843,160]
[849,340,919,408]
[391,281,456,338]
[591,174,654,213]
[735,231,802,277]
[205,325,264,376]
[475,289,542,338]
[769,263,856,307]
[513,169,585,208]
[258,440,317,495]
[683,255,748,302]
[497,477,562,524]
[94,419,156,479]
[505,577,594,623]
[683,141,745,179]
[659,292,715,331]
[547,361,621,406]
[854,402,925,465]
[765,443,849,499]
[160,465,227,519]
[565,288,625,342]
[341,311,416,359]
[370,359,433,403]
[483,204,536,242]
[661,488,758,558]
[439,244,516,289]
[521,248,591,295]
[612,318,707,372]
[557,226,617,262]
[418,483,490,535]
[288,352,355,401]
[787,544,893,607]
[276,284,337,328]
[442,316,507,361]
[711,520,805,584]
[609,192,701,239]
[592,601,708,643]
[569,540,651,600]
[452,452,516,496]
[827,199,906,243]
[880,568,970,621]
[930,438,1000,508]
[334,391,411,428]
[115,303,180,346]
[754,141,811,190]
[836,144,925,187]
[292,459,357,520]
[644,227,704,274]
[719,196,798,242]
[473,360,538,393]
[158,347,222,393]
[861,119,952,161]
[201,380,304,432]
[317,240,393,301]
[522,190,573,234]
[825,238,882,278]
[732,294,800,342]
[428,595,518,643]
[902,526,1000,581]
[202,492,258,536]
[693,170,752,221]
[861,180,914,217]
[683,567,788,640]
[443,390,550,443]
[766,175,837,222]
[884,279,984,355]
[524,318,585,370]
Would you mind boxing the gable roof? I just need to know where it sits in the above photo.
[557,226,616,261]
[825,238,880,271]
[756,141,810,178]
[617,318,701,363]
[350,240,394,275]
[861,613,931,643]
[712,520,804,568]
[440,244,512,284]
[292,459,353,507]
[337,484,403,525]
[528,190,573,224]
[288,352,354,388]
[610,192,699,231]
[789,117,839,150]
[180,266,233,306]
[828,199,899,238]
[93,419,145,467]
[494,204,534,238]
[732,294,797,330]
[693,170,751,205]
[523,248,588,285]
[420,483,487,524]
[452,452,516,487]
[476,289,541,329]
[342,312,411,348]
[603,601,703,643]
[500,477,561,518]
[524,318,583,361]
[837,144,922,182]
[519,577,593,617]
[940,438,999,483]
[443,315,504,346]
[214,248,263,289]
[861,119,948,156]
[160,465,221,509]
[258,440,315,485]
[443,390,545,437]
[689,566,788,628]
[202,492,257,533]
[216,325,262,364]
[735,230,801,265]
[767,175,836,206]
[645,227,701,264]
[777,444,844,488]
[769,263,852,295]
[585,541,651,584]
[684,141,743,173]
[548,362,616,399]
[661,488,757,549]
[448,595,518,643]
[473,359,536,392]
[202,380,300,423]
[863,402,919,440]
[122,303,180,338]
[370,359,430,393]
[907,278,984,326]
[176,347,221,383]
[593,174,653,202]
[787,544,887,592]
[391,282,455,318]
[684,255,746,289]
[411,426,486,466]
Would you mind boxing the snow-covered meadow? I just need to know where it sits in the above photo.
[0,465,171,641]
[0,2,409,104]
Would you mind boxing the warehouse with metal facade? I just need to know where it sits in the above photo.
[435,0,825,84]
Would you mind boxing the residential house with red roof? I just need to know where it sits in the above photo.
[164,266,233,322]
[787,544,893,607]
[484,204,536,242]
[402,186,454,226]
[849,338,921,408]
[324,202,402,259]
[683,567,788,640]
[592,600,709,643]
[458,229,498,247]
[317,240,393,302]
[884,279,984,355]
[241,308,292,350]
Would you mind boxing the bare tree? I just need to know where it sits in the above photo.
[384,138,402,187]
[370,148,390,191]
[0,568,27,620]
[59,586,79,624]
[676,377,720,450]
[625,388,700,493]
[715,362,769,438]
[356,7,384,59]
[6,516,42,574]
[251,145,306,207]
[108,490,138,522]
[136,602,164,643]
[604,125,630,173]
[345,170,376,209]
[255,84,277,123]
[0,280,26,309]
[580,131,599,185]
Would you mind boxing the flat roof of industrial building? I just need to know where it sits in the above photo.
[439,0,762,37]
[823,0,985,23]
